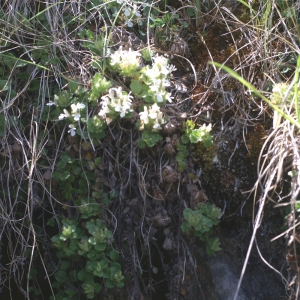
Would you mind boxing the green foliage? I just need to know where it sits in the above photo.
[50,216,123,299]
[175,121,213,171]
[138,130,163,148]
[87,115,107,139]
[50,147,122,299]
[52,151,115,208]
[181,203,221,255]
[50,217,124,299]
[46,42,176,148]
[181,120,213,147]
[176,144,189,171]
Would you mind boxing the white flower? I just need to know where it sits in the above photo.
[76,103,86,109]
[156,92,164,102]
[70,103,85,121]
[114,92,133,117]
[162,79,171,87]
[110,48,141,74]
[113,98,123,113]
[58,109,70,120]
[72,113,81,121]
[109,87,122,98]
[98,98,110,117]
[153,122,162,131]
[139,104,165,131]
[99,87,133,120]
[71,103,85,112]
[46,101,55,106]
[58,114,67,120]
[165,92,173,103]
[110,51,122,66]
[149,80,161,92]
[153,55,168,69]
[148,103,159,119]
[68,124,76,136]
[126,20,134,27]
[134,8,141,18]
[124,8,131,17]
[139,106,149,124]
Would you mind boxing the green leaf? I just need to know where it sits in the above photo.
[54,270,67,283]
[54,91,72,107]
[203,135,213,147]
[28,79,40,91]
[94,157,101,167]
[186,120,195,130]
[82,283,96,299]
[178,161,186,171]
[116,281,125,288]
[69,270,77,282]
[130,79,143,95]
[78,269,88,282]
[109,250,119,261]
[181,134,190,144]
[94,242,106,252]
[0,79,11,91]
[206,238,221,255]
[91,73,112,94]
[92,191,102,198]
[141,48,154,61]
[181,222,191,233]
[176,152,186,162]
[61,171,71,181]
[49,57,61,65]
[105,279,115,288]
[56,159,66,169]
[3,53,28,68]
[47,217,56,227]
[109,190,118,199]
[60,260,70,270]
[68,79,81,94]
[138,139,146,148]
[94,283,101,293]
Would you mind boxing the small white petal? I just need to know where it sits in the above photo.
[58,114,67,120]
[76,103,85,109]
[68,125,76,136]
[73,113,80,121]
[124,8,131,17]
[127,20,133,27]
[156,93,163,102]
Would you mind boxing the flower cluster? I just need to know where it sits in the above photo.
[99,87,133,124]
[58,103,86,121]
[142,55,176,104]
[56,103,86,136]
[110,48,141,76]
[117,0,142,27]
[139,103,165,132]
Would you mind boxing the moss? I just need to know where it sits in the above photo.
[192,142,217,171]
[245,123,267,164]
